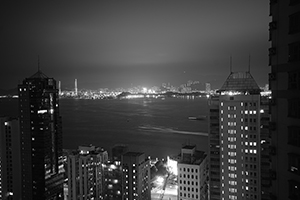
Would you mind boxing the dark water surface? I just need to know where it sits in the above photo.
[0,97,209,158]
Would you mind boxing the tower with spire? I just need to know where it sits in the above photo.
[18,69,64,199]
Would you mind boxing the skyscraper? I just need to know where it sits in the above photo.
[269,1,300,199]
[0,117,22,200]
[75,79,78,96]
[18,70,64,199]
[209,71,262,200]
[121,152,151,200]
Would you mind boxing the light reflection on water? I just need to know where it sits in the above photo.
[60,97,209,158]
[0,97,209,158]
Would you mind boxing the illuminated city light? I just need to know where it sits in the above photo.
[38,109,47,114]
[156,176,164,185]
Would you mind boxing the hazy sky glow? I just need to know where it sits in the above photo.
[1,1,270,90]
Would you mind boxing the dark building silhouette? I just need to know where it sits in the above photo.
[0,117,22,200]
[18,70,64,199]
[269,1,300,199]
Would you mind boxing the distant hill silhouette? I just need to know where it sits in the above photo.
[0,88,18,96]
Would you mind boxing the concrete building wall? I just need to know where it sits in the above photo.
[269,1,300,199]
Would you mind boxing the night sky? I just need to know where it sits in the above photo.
[1,1,270,90]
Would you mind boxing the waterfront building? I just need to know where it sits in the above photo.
[177,145,208,200]
[269,1,300,199]
[121,152,151,200]
[208,71,262,200]
[67,145,108,200]
[18,70,64,199]
[0,117,21,200]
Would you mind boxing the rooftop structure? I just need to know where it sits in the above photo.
[218,71,261,94]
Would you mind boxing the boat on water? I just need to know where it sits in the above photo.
[188,115,207,120]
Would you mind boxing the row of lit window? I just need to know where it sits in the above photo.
[229,173,237,179]
[228,152,236,157]
[228,159,236,164]
[244,149,257,154]
[243,110,257,115]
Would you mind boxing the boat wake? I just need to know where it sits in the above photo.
[139,125,208,136]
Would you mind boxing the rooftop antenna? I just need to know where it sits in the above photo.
[230,55,232,73]
[248,54,251,73]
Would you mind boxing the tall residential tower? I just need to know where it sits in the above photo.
[18,70,64,199]
[209,71,262,200]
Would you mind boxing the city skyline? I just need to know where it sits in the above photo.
[1,1,270,90]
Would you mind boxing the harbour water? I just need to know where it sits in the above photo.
[0,96,209,158]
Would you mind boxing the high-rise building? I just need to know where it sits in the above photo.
[67,145,108,200]
[18,70,64,199]
[177,145,208,200]
[208,71,262,200]
[0,117,22,200]
[269,1,300,199]
[206,83,211,94]
[121,152,151,200]
[58,81,62,96]
[75,79,78,96]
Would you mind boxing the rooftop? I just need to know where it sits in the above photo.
[29,70,49,79]
[218,71,261,94]
[123,152,144,157]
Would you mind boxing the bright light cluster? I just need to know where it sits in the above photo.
[167,156,178,175]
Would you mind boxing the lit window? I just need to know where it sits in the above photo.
[260,109,264,113]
